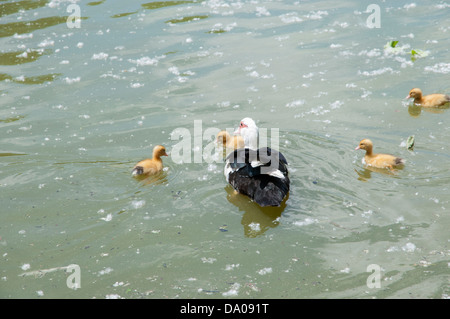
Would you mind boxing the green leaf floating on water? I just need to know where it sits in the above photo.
[411,49,429,60]
[389,40,399,48]
[383,41,429,61]
[384,41,403,54]
[406,135,415,150]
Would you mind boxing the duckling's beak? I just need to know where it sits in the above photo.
[163,151,169,156]
[404,95,411,100]
[355,145,361,151]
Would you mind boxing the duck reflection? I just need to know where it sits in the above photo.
[354,167,398,181]
[133,170,168,186]
[225,185,287,237]
[408,103,449,117]
[407,104,422,117]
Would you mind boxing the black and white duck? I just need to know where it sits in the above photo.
[224,118,290,207]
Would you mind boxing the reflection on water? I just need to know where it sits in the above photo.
[111,12,139,19]
[0,73,60,85]
[0,49,52,65]
[166,15,209,24]
[225,185,286,238]
[133,170,169,186]
[0,152,27,157]
[0,3,74,87]
[407,103,450,117]
[141,1,198,11]
[0,16,70,38]
[0,0,48,18]
[87,1,105,6]
[354,166,401,181]
[407,104,422,117]
[0,115,25,123]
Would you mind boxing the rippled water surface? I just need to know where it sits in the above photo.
[1,0,449,299]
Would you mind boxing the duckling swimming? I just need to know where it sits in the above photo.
[355,139,405,170]
[132,145,168,176]
[406,88,450,107]
[216,130,245,150]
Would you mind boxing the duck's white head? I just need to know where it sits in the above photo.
[236,117,258,149]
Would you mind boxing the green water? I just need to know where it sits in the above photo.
[0,0,449,299]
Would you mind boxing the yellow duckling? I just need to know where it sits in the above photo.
[406,88,450,107]
[216,130,245,150]
[132,145,168,176]
[355,139,405,170]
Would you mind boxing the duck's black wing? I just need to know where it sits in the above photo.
[225,147,290,207]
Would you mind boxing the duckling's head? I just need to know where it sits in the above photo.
[216,130,231,145]
[355,139,373,153]
[153,145,168,158]
[406,88,422,100]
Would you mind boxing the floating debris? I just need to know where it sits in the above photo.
[410,49,429,61]
[406,135,415,150]
[388,40,399,48]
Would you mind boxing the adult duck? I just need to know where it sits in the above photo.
[224,118,290,207]
[406,88,450,107]
[355,139,405,170]
[132,145,168,176]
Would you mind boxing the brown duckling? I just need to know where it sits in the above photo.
[216,130,245,150]
[355,139,405,170]
[132,145,168,176]
[406,88,450,107]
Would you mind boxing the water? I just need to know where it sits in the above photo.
[1,0,449,299]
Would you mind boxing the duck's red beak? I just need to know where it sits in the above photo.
[235,122,247,135]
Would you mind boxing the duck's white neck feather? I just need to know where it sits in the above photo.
[243,127,258,149]
[239,118,259,150]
